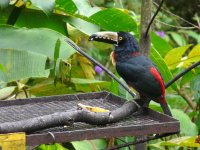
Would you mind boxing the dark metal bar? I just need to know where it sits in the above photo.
[165,60,200,88]
[26,122,179,145]
[106,132,178,150]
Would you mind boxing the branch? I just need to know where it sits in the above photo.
[178,88,196,110]
[145,0,165,37]
[0,101,138,133]
[155,19,196,29]
[165,61,200,88]
[153,2,200,30]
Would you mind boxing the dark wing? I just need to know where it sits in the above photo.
[116,56,162,100]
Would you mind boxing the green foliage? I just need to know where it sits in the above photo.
[168,32,187,46]
[0,26,75,59]
[0,49,49,82]
[161,136,200,147]
[89,8,137,32]
[151,47,178,90]
[16,11,67,35]
[71,139,107,150]
[164,45,192,69]
[191,75,200,102]
[116,137,135,150]
[0,86,16,100]
[55,0,77,14]
[172,109,198,136]
[30,0,55,15]
[151,32,173,57]
[0,0,199,149]
[36,143,68,150]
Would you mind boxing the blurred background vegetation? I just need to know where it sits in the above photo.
[0,0,200,149]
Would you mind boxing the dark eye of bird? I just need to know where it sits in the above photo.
[119,36,123,40]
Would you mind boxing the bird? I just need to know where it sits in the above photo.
[89,31,172,116]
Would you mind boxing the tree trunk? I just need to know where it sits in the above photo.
[139,0,152,57]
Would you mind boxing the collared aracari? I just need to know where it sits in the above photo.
[89,31,172,116]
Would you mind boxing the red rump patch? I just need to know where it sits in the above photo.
[130,52,141,57]
[150,67,166,103]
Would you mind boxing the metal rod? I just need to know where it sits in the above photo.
[106,132,178,150]
[165,60,200,88]
[65,38,137,101]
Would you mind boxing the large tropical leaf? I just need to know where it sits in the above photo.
[0,25,75,59]
[72,0,100,16]
[55,0,77,14]
[150,47,177,90]
[184,44,200,65]
[16,10,67,35]
[89,8,137,32]
[66,17,100,35]
[0,49,49,82]
[30,0,55,15]
[164,45,192,69]
[71,139,107,150]
[172,109,198,136]
[161,136,200,147]
[151,32,173,57]
[168,32,187,46]
[0,0,9,8]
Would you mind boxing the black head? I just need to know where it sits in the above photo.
[89,31,140,52]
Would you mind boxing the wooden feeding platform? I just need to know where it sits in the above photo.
[0,91,179,146]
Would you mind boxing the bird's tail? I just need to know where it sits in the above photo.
[160,97,172,116]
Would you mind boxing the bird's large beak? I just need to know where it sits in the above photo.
[88,31,118,45]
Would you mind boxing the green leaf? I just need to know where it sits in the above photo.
[71,78,109,84]
[149,101,163,113]
[180,70,195,87]
[66,17,100,35]
[0,0,9,9]
[36,143,68,150]
[169,32,186,46]
[16,10,67,35]
[71,139,107,150]
[55,0,77,14]
[172,109,198,136]
[0,25,75,60]
[191,75,200,102]
[166,94,187,110]
[183,30,200,43]
[0,64,6,72]
[116,137,134,150]
[164,45,192,70]
[0,86,16,100]
[54,39,61,61]
[29,78,76,96]
[0,49,49,82]
[52,39,61,84]
[151,32,173,57]
[118,78,134,100]
[184,44,200,64]
[150,47,177,90]
[161,136,200,147]
[30,0,55,15]
[72,0,100,16]
[89,8,137,32]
